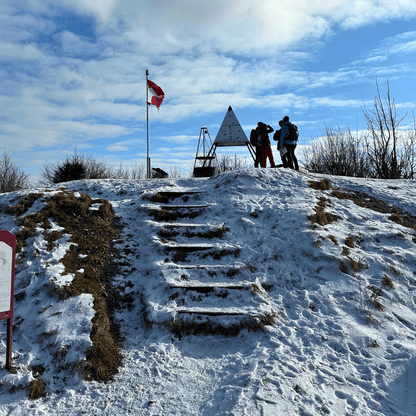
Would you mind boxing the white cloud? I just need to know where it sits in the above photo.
[0,41,44,60]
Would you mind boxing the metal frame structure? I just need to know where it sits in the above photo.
[193,127,218,177]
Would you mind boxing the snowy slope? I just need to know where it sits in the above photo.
[1,168,416,415]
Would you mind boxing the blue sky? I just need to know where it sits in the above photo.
[1,0,416,181]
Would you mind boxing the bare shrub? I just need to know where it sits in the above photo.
[362,80,416,179]
[41,152,111,184]
[304,80,416,179]
[0,151,30,192]
[41,152,151,184]
[217,152,251,173]
[303,124,369,177]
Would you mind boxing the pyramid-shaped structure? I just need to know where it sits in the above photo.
[214,106,249,147]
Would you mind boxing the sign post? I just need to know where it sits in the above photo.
[0,231,16,370]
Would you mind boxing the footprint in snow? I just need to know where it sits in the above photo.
[334,390,359,410]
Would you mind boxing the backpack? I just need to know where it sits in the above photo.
[250,129,258,146]
[273,129,281,142]
[286,123,299,142]
[257,125,271,146]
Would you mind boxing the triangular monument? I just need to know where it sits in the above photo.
[214,106,251,146]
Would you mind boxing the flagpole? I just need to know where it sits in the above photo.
[146,69,151,179]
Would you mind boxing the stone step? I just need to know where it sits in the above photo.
[158,241,215,252]
[170,283,250,293]
[149,221,214,228]
[160,204,209,210]
[176,307,250,316]
[159,261,245,270]
[158,191,201,199]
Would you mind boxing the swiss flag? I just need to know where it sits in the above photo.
[147,79,165,109]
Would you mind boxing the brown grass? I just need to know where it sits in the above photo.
[46,230,63,251]
[11,190,123,383]
[6,193,44,216]
[202,247,241,260]
[226,268,239,277]
[309,206,341,227]
[148,209,202,221]
[27,379,46,400]
[251,284,261,294]
[157,228,180,238]
[382,274,394,289]
[183,225,230,239]
[308,179,332,191]
[345,237,355,248]
[168,312,277,338]
[328,235,338,245]
[261,282,273,292]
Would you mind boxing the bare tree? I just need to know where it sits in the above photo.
[362,79,407,179]
[216,152,250,173]
[400,115,416,179]
[302,124,370,177]
[130,162,146,179]
[0,151,30,192]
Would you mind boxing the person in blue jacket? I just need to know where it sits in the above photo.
[279,116,299,170]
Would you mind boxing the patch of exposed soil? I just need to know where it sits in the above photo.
[332,189,416,230]
[10,190,123,383]
[309,179,416,232]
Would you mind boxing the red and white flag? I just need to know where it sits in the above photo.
[147,79,165,110]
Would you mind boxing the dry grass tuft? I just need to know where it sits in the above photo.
[388,265,402,277]
[244,262,256,273]
[27,379,46,400]
[145,193,171,203]
[344,237,355,248]
[6,193,44,216]
[308,179,332,191]
[313,237,323,248]
[183,225,230,239]
[168,312,277,338]
[261,282,273,292]
[331,189,350,200]
[172,250,189,263]
[46,230,63,251]
[148,208,202,222]
[251,284,261,294]
[157,228,180,238]
[309,205,341,227]
[389,213,405,226]
[367,285,385,311]
[328,235,338,245]
[382,274,394,289]
[202,247,241,260]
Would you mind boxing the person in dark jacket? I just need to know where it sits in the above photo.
[274,120,289,168]
[256,122,275,168]
[279,116,299,170]
[250,128,262,168]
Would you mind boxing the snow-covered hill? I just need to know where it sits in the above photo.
[1,168,416,415]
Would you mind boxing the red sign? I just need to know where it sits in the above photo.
[0,231,16,370]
